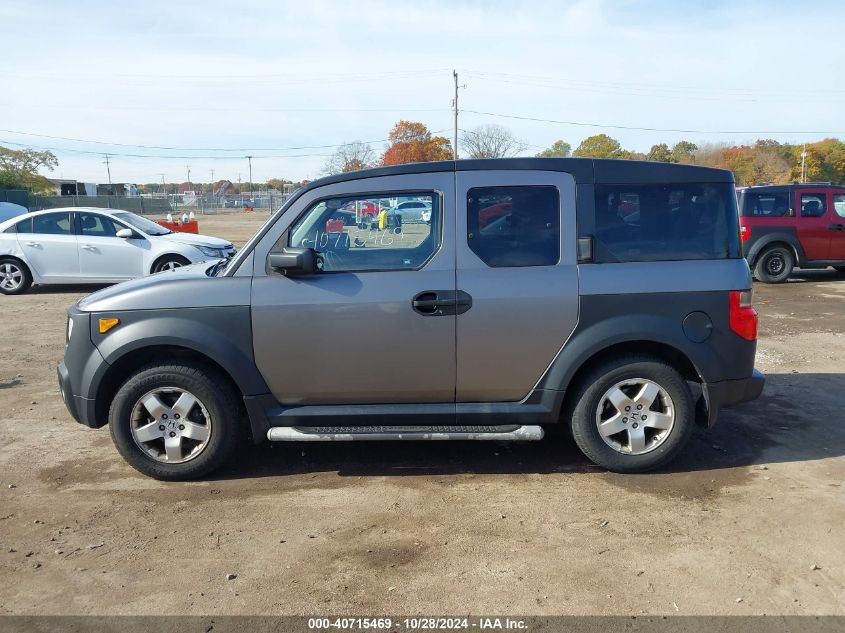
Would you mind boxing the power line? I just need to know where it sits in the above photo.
[0,128,448,152]
[0,139,334,160]
[461,109,845,135]
[460,69,845,98]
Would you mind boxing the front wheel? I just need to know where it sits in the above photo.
[151,255,190,274]
[109,361,241,480]
[568,355,694,473]
[754,246,793,283]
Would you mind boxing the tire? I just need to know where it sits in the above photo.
[754,246,794,283]
[567,355,695,473]
[0,258,33,295]
[109,361,241,480]
[151,254,191,274]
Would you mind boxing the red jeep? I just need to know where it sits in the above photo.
[738,183,845,282]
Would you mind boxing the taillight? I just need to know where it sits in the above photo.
[729,290,758,340]
[740,225,750,241]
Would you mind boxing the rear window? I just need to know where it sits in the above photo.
[594,183,739,263]
[741,191,791,217]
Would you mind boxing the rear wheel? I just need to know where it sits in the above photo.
[568,355,694,473]
[152,255,190,274]
[754,246,793,283]
[0,258,32,295]
[109,361,241,480]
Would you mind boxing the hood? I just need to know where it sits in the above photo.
[76,261,228,312]
[158,232,232,249]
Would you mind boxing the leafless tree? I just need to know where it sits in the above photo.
[460,124,528,159]
[323,141,377,175]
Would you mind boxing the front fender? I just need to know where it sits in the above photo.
[91,306,269,396]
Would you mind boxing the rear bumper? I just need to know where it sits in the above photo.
[702,368,765,427]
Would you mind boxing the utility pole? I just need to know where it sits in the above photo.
[103,154,112,188]
[800,144,807,183]
[210,168,215,194]
[186,165,192,190]
[246,156,253,197]
[452,70,459,160]
[159,173,166,195]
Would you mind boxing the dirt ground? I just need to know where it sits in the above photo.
[0,213,843,616]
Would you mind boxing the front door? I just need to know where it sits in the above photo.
[76,211,145,280]
[796,189,832,260]
[455,170,579,402]
[15,211,79,281]
[250,172,456,405]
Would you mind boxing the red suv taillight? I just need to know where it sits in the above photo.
[740,225,750,241]
[729,290,758,340]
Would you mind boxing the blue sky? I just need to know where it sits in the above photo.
[2,0,844,184]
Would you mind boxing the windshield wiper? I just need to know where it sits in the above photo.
[209,253,234,277]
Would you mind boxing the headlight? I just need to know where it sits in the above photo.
[197,246,223,258]
[66,317,74,343]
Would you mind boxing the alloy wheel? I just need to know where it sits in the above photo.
[130,387,212,464]
[595,378,675,455]
[0,263,23,291]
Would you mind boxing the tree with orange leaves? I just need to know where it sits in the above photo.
[382,121,453,166]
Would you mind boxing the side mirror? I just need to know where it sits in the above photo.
[116,228,135,239]
[268,247,320,275]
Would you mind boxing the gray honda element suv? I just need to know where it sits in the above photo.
[58,158,764,479]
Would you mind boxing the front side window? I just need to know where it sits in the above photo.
[594,183,738,262]
[800,194,826,217]
[32,212,72,235]
[467,186,560,267]
[834,194,845,218]
[741,191,791,217]
[79,213,119,237]
[287,192,440,272]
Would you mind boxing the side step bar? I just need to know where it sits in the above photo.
[267,425,544,442]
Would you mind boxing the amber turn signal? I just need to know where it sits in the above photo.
[98,318,120,334]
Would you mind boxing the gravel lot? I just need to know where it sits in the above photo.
[0,214,843,616]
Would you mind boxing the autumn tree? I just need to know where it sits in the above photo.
[0,146,58,193]
[460,124,527,159]
[536,140,572,158]
[382,120,452,165]
[573,134,631,159]
[323,141,377,175]
[266,178,291,190]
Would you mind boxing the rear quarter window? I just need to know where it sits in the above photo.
[741,191,791,217]
[594,182,739,263]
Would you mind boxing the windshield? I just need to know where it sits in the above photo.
[112,211,172,236]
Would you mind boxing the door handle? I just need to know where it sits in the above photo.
[828,223,845,231]
[412,290,473,316]
[412,291,443,315]
[25,241,40,247]
[81,244,97,251]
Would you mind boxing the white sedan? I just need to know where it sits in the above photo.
[388,199,432,223]
[0,207,234,295]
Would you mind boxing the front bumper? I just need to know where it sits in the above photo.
[702,368,765,427]
[57,362,98,428]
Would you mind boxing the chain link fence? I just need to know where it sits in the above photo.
[0,190,293,216]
